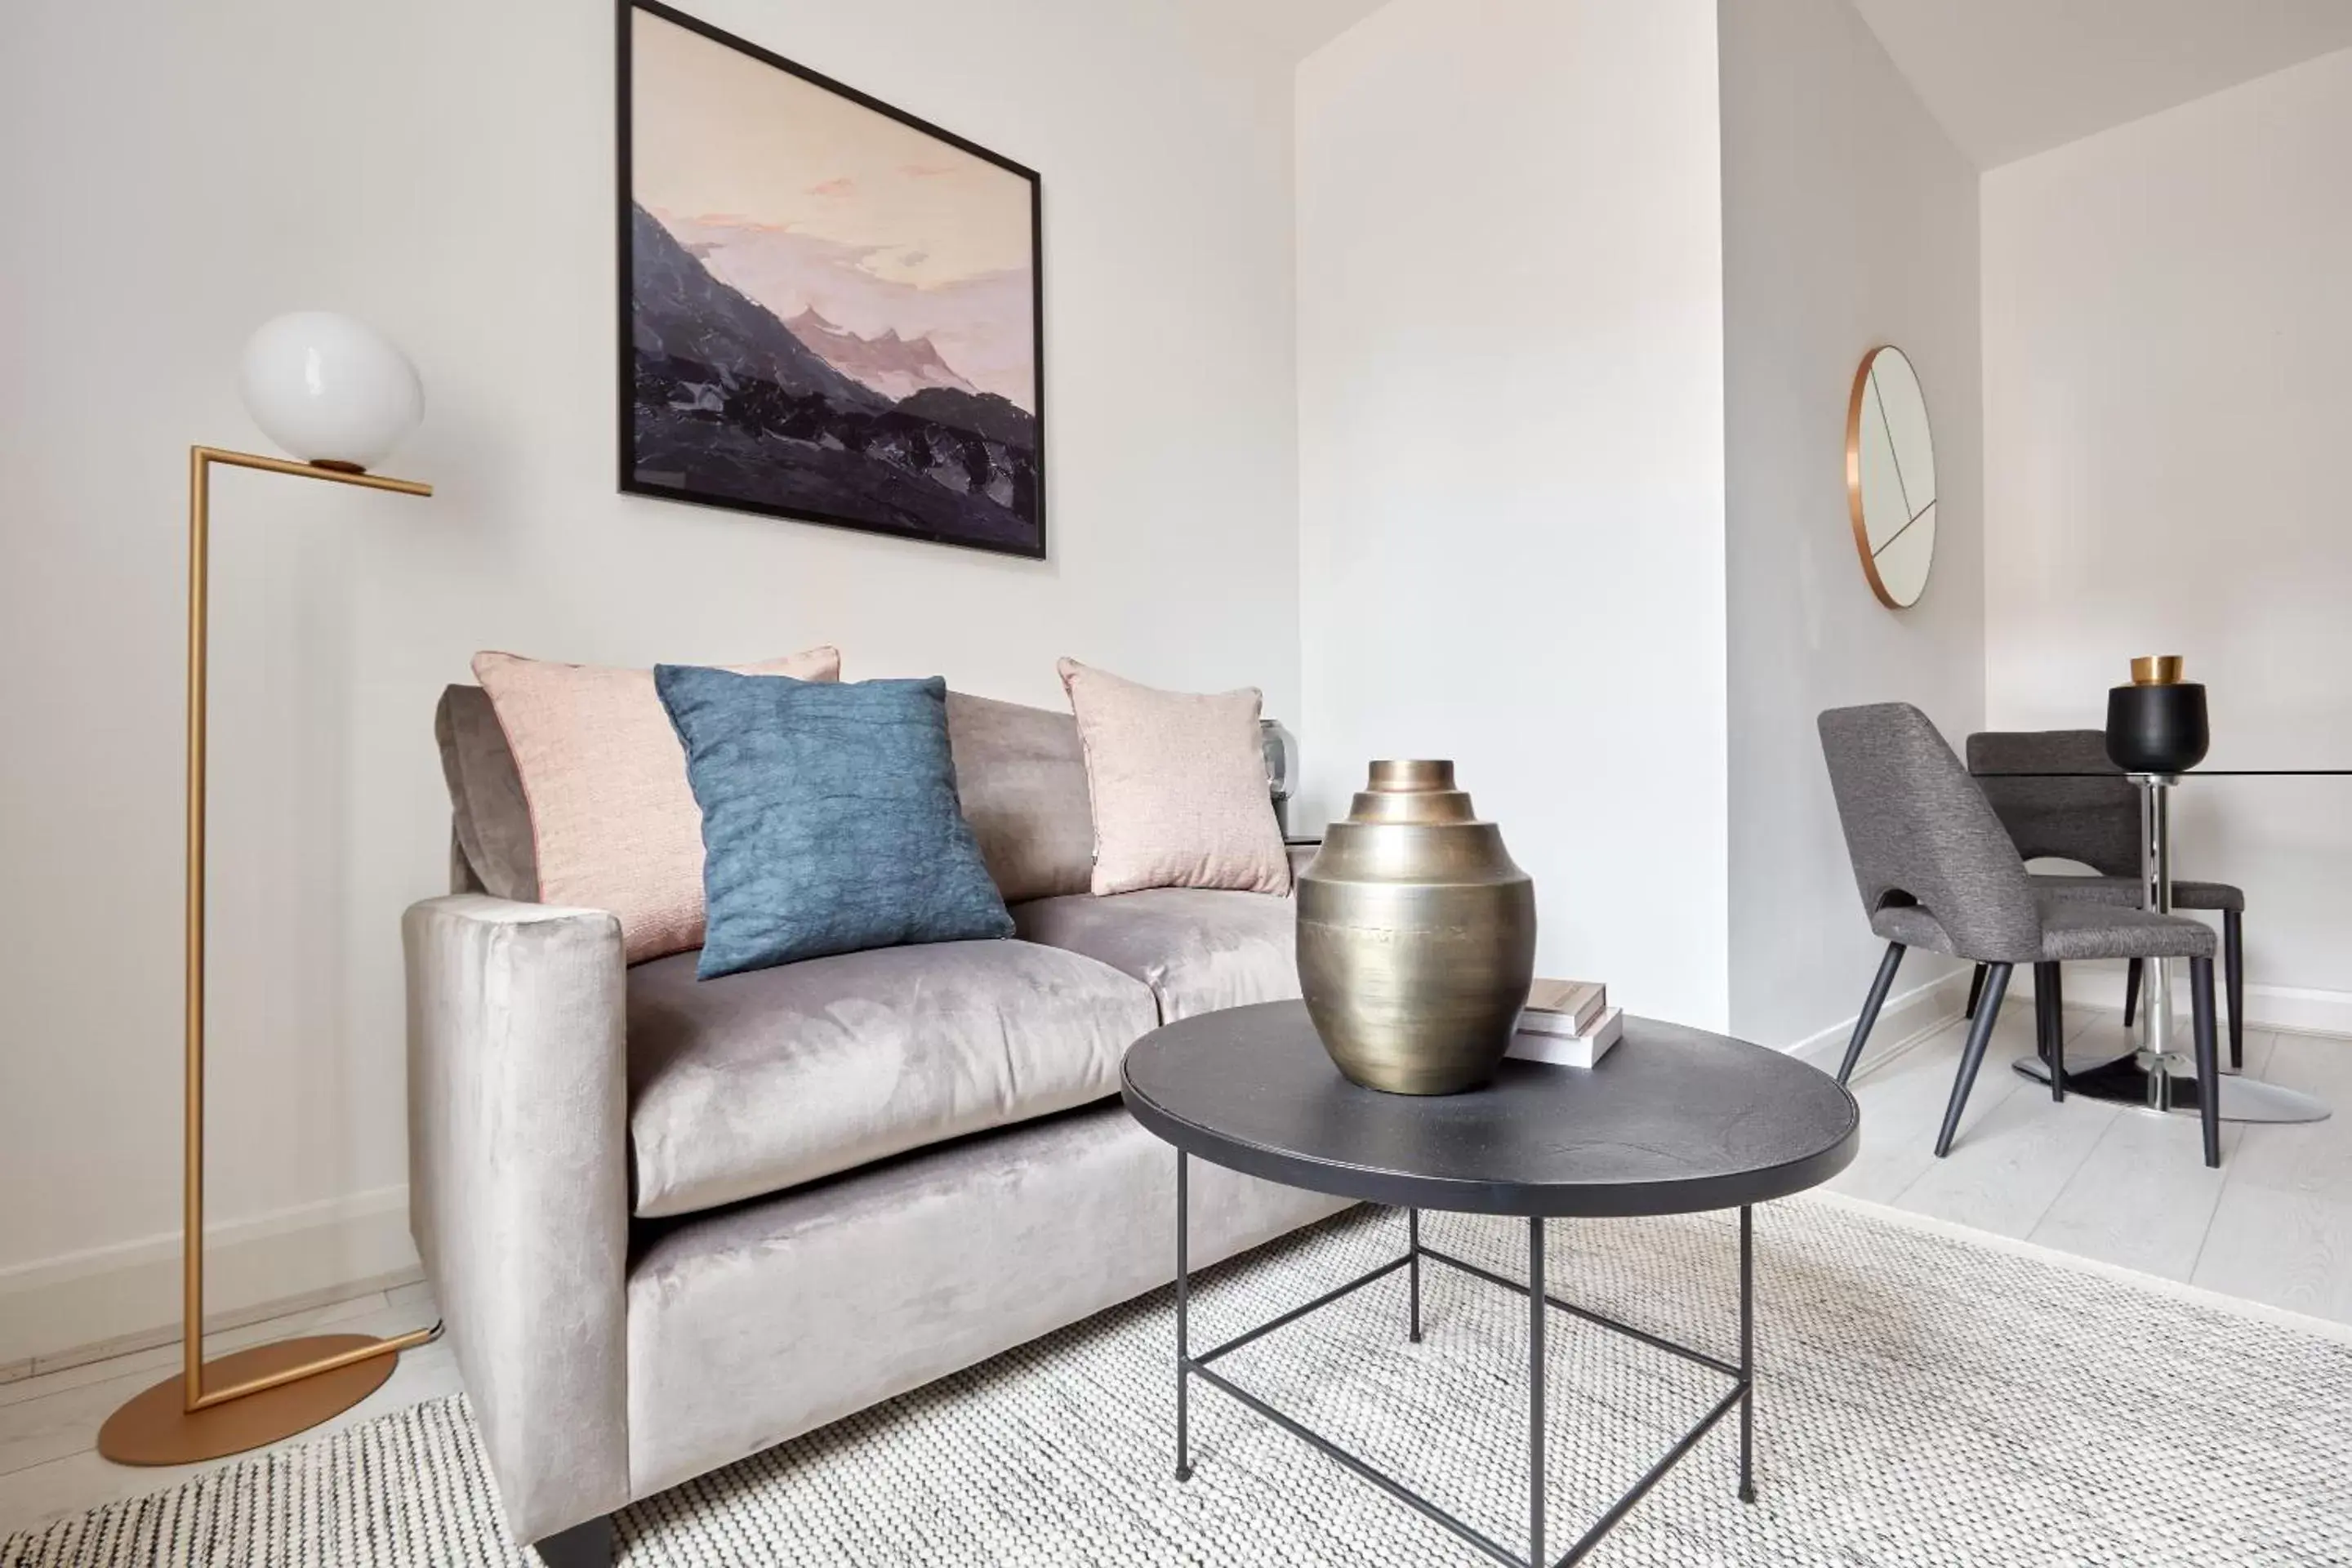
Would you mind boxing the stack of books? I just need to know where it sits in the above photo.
[1505,978,1622,1069]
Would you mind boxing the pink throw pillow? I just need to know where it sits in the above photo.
[1056,657,1289,898]
[473,647,840,961]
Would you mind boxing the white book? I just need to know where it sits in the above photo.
[1519,978,1605,1036]
[1505,1007,1623,1069]
[1519,1006,1605,1039]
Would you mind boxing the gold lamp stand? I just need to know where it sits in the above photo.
[99,447,435,1466]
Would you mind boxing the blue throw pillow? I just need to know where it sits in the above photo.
[654,666,1014,979]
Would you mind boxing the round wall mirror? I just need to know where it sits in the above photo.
[1845,345,1936,608]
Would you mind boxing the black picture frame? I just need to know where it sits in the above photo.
[616,0,1048,559]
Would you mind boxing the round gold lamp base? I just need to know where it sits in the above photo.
[96,1335,400,1467]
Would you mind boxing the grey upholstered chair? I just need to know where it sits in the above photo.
[1818,704,2224,1166]
[1967,729,2246,1069]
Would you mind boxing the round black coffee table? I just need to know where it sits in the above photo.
[1122,1000,1858,1568]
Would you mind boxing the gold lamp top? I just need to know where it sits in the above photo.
[2131,655,2185,686]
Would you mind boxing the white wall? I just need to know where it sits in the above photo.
[0,0,1306,1361]
[1983,46,2352,1030]
[1296,0,1731,1027]
[1718,0,1986,1051]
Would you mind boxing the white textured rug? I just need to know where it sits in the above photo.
[7,1196,2349,1567]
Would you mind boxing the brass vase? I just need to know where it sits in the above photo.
[1296,760,1537,1094]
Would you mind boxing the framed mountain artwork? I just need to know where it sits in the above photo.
[617,1,1045,558]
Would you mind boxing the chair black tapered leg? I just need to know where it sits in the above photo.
[1837,942,1907,1085]
[2033,963,2065,1102]
[2123,957,2142,1027]
[1936,964,2010,1158]
[2047,963,2065,1102]
[2191,956,2221,1169]
[1964,963,1987,1020]
[2224,911,2244,1071]
[2034,963,2056,1062]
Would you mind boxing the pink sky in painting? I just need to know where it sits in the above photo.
[655,212,1034,410]
[632,10,1036,412]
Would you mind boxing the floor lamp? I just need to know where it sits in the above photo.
[99,314,438,1466]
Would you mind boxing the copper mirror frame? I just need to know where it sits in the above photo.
[1845,345,1937,609]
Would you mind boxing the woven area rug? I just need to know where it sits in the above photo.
[7,1196,2349,1567]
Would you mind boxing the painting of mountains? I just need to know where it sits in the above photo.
[619,2,1045,557]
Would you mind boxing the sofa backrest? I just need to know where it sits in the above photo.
[434,684,1094,908]
[943,691,1094,904]
[436,684,538,901]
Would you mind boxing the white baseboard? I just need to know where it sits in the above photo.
[1787,966,1975,1077]
[0,1186,420,1368]
[2006,964,2352,1040]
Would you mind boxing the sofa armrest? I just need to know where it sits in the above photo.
[403,894,630,1542]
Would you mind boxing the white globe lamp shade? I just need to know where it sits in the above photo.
[236,311,424,472]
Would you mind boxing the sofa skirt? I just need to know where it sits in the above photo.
[621,1099,1352,1501]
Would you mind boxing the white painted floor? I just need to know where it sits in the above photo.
[1829,1000,2352,1321]
[4,1001,2347,1547]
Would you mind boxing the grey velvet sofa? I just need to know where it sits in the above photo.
[405,686,1343,1555]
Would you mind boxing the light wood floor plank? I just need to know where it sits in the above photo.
[2190,1032,2352,1320]
[1827,1000,2042,1205]
[0,1297,438,1480]
[0,1342,462,1544]
[2022,1030,2281,1282]
[0,1292,392,1412]
[0,1298,452,1542]
[1890,1071,2118,1238]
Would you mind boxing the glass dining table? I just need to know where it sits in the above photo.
[1977,768,2347,1125]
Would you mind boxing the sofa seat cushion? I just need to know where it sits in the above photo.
[626,939,1158,1218]
[1012,889,1298,1022]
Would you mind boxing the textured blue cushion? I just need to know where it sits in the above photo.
[654,666,1014,979]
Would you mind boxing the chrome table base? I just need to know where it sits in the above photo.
[2011,1052,2330,1124]
[2029,772,2333,1125]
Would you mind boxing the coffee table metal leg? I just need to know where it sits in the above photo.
[1176,1210,1753,1566]
[1739,1205,1755,1503]
[1528,1218,1547,1568]
[1408,1209,1423,1343]
[1175,1152,1192,1483]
